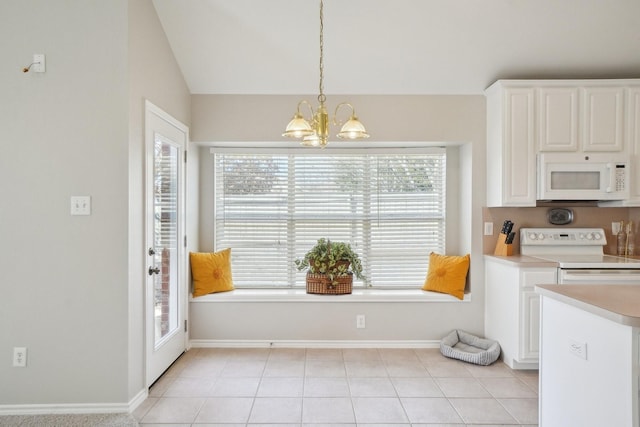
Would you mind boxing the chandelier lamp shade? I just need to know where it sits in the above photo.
[282,0,370,148]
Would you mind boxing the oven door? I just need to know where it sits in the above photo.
[559,269,640,284]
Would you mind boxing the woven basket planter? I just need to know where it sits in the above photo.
[306,272,353,295]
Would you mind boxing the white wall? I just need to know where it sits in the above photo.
[190,94,487,342]
[0,0,191,408]
[0,0,129,405]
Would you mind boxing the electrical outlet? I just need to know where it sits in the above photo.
[569,339,587,360]
[484,222,494,235]
[13,347,27,367]
[356,315,365,329]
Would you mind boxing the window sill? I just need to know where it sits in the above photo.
[190,288,471,303]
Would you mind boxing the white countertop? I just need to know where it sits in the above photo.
[535,284,640,327]
[484,254,558,268]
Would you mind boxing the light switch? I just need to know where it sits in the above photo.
[70,196,91,215]
[32,54,45,73]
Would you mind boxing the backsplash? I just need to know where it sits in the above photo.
[483,206,639,255]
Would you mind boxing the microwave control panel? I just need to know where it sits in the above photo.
[615,164,626,192]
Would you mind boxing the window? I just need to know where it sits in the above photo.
[213,149,446,288]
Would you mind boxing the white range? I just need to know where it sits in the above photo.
[520,227,640,284]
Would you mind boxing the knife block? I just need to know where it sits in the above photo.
[494,233,514,256]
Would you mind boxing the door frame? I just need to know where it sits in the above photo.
[144,100,189,387]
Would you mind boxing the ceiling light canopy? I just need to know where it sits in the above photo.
[282,0,369,148]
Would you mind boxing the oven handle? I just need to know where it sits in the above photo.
[561,270,640,282]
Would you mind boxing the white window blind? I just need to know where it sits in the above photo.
[214,150,446,288]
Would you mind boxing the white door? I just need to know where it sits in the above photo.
[145,101,188,387]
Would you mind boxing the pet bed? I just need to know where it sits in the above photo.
[440,329,501,366]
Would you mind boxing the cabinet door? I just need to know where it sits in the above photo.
[582,87,625,152]
[627,87,640,203]
[503,88,536,205]
[486,83,536,207]
[539,87,579,151]
[521,289,540,360]
[519,268,556,361]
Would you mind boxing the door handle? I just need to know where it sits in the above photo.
[148,247,156,256]
[148,266,160,276]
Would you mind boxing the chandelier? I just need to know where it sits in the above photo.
[282,0,370,148]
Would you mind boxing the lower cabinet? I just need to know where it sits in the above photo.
[485,257,557,369]
[520,284,541,360]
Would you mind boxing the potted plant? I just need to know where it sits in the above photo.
[295,238,365,294]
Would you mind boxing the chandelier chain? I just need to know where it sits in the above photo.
[282,0,369,146]
[318,0,326,104]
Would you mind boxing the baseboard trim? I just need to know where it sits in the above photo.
[190,339,440,349]
[127,388,148,413]
[0,389,149,416]
[0,402,129,416]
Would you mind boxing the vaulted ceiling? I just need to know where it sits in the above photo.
[152,0,640,95]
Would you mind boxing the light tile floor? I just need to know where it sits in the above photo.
[133,347,538,426]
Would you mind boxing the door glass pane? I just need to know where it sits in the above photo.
[153,135,179,344]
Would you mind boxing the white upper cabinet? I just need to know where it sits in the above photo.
[486,82,537,207]
[627,87,640,203]
[487,79,640,207]
[538,85,625,152]
[582,86,625,152]
[538,87,579,151]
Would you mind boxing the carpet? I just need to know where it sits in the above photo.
[0,413,138,427]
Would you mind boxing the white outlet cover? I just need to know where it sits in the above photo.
[13,347,27,367]
[32,54,45,72]
[568,339,587,360]
[484,222,494,236]
[70,196,91,215]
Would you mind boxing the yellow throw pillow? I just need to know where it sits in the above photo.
[422,252,470,300]
[190,248,234,297]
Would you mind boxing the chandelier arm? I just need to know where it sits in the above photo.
[297,99,316,122]
[333,102,356,126]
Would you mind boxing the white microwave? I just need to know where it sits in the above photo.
[537,153,630,201]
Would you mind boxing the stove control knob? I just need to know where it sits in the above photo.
[528,233,538,240]
[586,233,594,240]
[593,232,602,240]
[579,233,585,240]
[537,233,546,240]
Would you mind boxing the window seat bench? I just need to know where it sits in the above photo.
[190,288,471,303]
[188,289,472,348]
